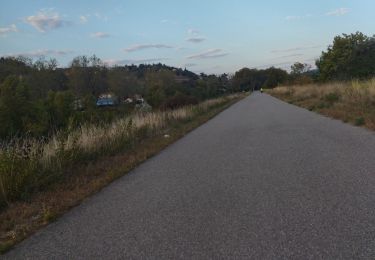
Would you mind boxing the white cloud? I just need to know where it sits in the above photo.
[91,32,110,38]
[5,49,74,58]
[25,10,68,32]
[186,37,206,43]
[326,8,350,16]
[186,28,206,43]
[188,28,199,35]
[80,15,88,24]
[271,45,323,53]
[123,44,174,52]
[0,24,18,36]
[187,49,228,59]
[94,12,108,22]
[104,57,169,66]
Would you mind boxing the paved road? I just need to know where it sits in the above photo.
[4,93,375,259]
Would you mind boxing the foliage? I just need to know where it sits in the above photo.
[232,67,288,91]
[161,94,198,110]
[0,76,32,138]
[291,62,311,75]
[0,55,233,139]
[316,32,375,81]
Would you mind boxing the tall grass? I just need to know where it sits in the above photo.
[0,94,242,207]
[268,79,375,128]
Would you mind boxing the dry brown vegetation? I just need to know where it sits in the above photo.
[267,79,375,130]
[0,93,246,253]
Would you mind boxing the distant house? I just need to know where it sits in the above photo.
[96,93,118,107]
[122,97,133,104]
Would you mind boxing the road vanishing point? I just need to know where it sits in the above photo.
[4,93,375,259]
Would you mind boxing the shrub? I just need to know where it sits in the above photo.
[355,117,365,126]
[161,94,198,110]
[324,92,340,103]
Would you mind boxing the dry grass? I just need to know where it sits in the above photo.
[0,96,240,207]
[267,79,375,130]
[0,93,246,253]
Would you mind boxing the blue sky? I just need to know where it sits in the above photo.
[1,0,374,74]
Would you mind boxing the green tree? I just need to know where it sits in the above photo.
[316,32,375,80]
[45,90,75,129]
[107,67,143,97]
[232,67,288,91]
[68,55,108,96]
[0,76,31,138]
[145,69,176,107]
[291,62,311,76]
[263,67,288,88]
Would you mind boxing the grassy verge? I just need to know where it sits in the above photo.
[267,79,375,130]
[0,93,246,253]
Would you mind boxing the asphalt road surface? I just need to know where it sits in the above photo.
[4,93,375,259]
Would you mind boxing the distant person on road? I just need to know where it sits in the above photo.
[260,88,264,93]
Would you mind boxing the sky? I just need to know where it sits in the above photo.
[0,0,374,74]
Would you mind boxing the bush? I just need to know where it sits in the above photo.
[324,92,340,103]
[161,94,198,110]
[355,117,365,126]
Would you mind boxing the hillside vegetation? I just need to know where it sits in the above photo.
[268,80,375,130]
[0,94,243,208]
[267,32,375,130]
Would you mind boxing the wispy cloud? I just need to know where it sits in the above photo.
[80,13,110,24]
[80,15,88,24]
[91,32,110,38]
[104,57,169,66]
[186,28,206,43]
[271,45,323,53]
[187,49,228,59]
[0,24,18,36]
[188,28,200,35]
[177,46,189,51]
[123,44,174,52]
[272,53,304,60]
[186,37,206,43]
[25,9,68,32]
[326,8,350,16]
[94,12,108,22]
[5,49,74,58]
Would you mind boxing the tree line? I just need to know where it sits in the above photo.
[0,56,233,139]
[232,31,375,91]
[1,31,374,139]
